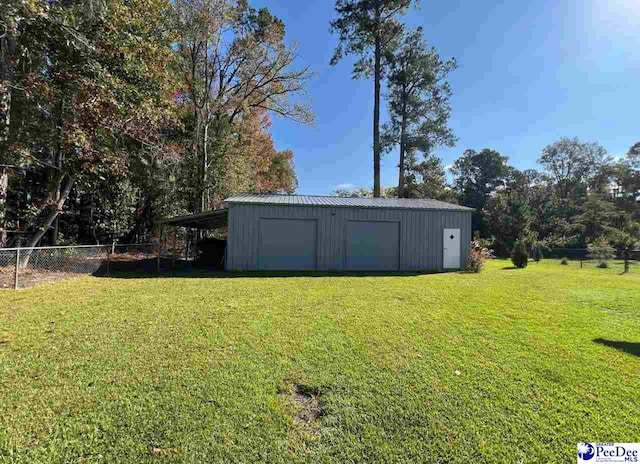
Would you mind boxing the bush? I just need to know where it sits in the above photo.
[560,258,568,265]
[465,240,495,273]
[533,243,544,263]
[511,240,529,268]
[587,239,616,269]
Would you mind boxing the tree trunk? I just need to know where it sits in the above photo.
[20,175,75,266]
[0,167,8,247]
[201,120,209,212]
[398,105,408,198]
[50,94,66,245]
[0,31,15,246]
[372,10,382,198]
[90,193,98,244]
[122,193,154,244]
[0,29,15,145]
[0,83,11,145]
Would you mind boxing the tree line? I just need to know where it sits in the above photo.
[337,139,640,255]
[0,0,310,247]
[1,0,638,253]
[330,1,639,254]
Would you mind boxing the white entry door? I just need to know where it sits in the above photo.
[443,228,461,269]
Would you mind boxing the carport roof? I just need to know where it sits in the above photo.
[225,193,473,211]
[157,208,228,229]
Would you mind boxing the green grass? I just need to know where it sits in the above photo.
[1,260,639,463]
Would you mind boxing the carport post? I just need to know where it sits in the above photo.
[156,225,163,272]
[172,230,177,270]
[156,241,161,272]
[185,228,190,261]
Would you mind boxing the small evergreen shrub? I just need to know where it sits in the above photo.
[533,243,544,263]
[560,258,568,265]
[465,240,495,273]
[511,240,529,268]
[587,239,616,269]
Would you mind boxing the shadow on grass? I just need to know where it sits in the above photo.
[500,266,519,270]
[594,338,640,358]
[93,261,439,279]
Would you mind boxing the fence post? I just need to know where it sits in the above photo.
[624,247,630,273]
[106,248,111,275]
[111,240,116,255]
[14,247,20,290]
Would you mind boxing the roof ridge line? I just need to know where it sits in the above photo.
[224,193,473,211]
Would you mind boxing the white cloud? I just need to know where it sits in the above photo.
[334,183,355,190]
[444,164,453,171]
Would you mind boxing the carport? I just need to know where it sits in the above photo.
[158,194,473,272]
[156,209,228,268]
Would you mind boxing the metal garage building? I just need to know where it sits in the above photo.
[225,194,473,272]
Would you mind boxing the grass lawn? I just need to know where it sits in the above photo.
[1,260,639,463]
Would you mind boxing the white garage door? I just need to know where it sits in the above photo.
[258,218,317,270]
[346,221,400,271]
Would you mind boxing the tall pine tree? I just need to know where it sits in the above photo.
[330,0,416,197]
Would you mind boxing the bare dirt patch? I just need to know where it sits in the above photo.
[278,381,328,433]
[0,267,81,289]
[290,384,325,427]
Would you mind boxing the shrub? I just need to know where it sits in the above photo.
[533,243,544,263]
[511,240,529,268]
[465,240,495,273]
[560,258,568,265]
[587,239,616,269]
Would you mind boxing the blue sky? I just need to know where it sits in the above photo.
[253,0,640,195]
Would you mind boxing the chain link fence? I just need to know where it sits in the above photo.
[3,242,635,289]
[542,248,640,261]
[0,243,159,289]
[540,247,639,270]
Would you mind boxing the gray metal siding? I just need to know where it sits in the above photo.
[226,203,472,271]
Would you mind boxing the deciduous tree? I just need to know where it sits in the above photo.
[451,148,510,235]
[175,0,313,212]
[538,137,609,199]
[5,0,178,252]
